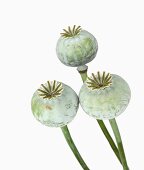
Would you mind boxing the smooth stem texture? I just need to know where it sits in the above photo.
[79,71,88,82]
[61,126,90,170]
[77,65,88,82]
[77,65,121,164]
[97,120,121,164]
[109,119,129,170]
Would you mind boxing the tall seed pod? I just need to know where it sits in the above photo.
[56,25,98,67]
[31,80,79,127]
[79,72,131,119]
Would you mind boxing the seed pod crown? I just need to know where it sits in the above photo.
[61,25,82,38]
[38,80,63,99]
[87,72,112,90]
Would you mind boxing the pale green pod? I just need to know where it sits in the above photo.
[31,81,79,127]
[79,72,131,120]
[56,25,98,67]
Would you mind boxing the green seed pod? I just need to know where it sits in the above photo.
[79,72,131,120]
[31,81,79,127]
[56,25,98,67]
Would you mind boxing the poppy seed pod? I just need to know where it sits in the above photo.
[56,25,98,67]
[79,72,131,120]
[31,81,79,127]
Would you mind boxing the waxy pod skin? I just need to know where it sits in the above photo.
[56,25,98,67]
[31,81,79,127]
[79,72,131,120]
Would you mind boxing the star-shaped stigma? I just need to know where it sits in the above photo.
[87,72,112,90]
[61,25,82,38]
[38,80,63,99]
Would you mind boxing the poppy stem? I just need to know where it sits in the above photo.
[97,120,122,164]
[109,118,129,170]
[61,125,90,170]
[77,65,88,82]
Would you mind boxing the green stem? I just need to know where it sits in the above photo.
[77,65,121,165]
[97,120,121,163]
[109,119,129,170]
[77,65,88,82]
[61,126,90,170]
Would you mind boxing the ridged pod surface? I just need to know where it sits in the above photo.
[31,81,79,127]
[56,26,98,67]
[79,74,131,119]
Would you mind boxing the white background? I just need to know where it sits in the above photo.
[0,0,144,169]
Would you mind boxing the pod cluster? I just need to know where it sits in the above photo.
[31,25,131,127]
